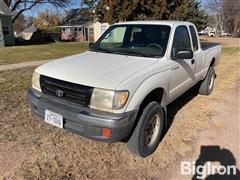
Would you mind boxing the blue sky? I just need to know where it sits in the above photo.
[24,1,80,17]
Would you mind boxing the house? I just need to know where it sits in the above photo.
[59,9,109,42]
[93,22,110,41]
[20,25,55,43]
[0,0,15,46]
[20,25,37,40]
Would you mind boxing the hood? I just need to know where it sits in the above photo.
[36,51,157,89]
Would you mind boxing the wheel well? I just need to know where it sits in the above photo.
[210,58,215,67]
[139,88,164,110]
[124,88,165,141]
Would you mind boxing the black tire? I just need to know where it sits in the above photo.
[127,101,164,157]
[199,66,215,95]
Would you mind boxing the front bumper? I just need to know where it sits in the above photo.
[26,89,138,143]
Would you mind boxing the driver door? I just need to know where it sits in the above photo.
[169,25,196,101]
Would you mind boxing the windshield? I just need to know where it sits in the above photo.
[91,25,171,58]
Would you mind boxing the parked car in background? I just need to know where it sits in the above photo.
[208,31,215,37]
[221,32,232,36]
[198,30,204,36]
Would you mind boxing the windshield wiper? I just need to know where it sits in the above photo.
[92,47,158,58]
[91,47,114,54]
[113,48,154,58]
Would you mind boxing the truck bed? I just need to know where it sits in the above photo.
[201,42,220,50]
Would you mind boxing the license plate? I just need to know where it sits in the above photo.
[45,110,63,129]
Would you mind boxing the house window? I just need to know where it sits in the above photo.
[79,28,84,35]
[66,28,71,33]
[2,26,9,35]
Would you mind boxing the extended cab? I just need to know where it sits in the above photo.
[27,21,221,157]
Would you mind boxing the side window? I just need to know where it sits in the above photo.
[190,26,198,51]
[2,26,9,35]
[172,26,191,58]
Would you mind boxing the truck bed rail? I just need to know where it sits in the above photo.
[201,42,220,50]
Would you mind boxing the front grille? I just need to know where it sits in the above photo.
[40,75,93,106]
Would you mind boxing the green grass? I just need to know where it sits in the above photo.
[0,42,88,65]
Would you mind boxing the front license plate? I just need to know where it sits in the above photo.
[45,110,63,129]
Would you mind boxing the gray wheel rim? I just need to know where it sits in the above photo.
[145,114,161,147]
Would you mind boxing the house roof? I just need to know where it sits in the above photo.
[21,26,37,33]
[0,0,12,16]
[60,8,92,26]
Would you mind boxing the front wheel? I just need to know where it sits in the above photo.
[127,102,164,157]
[199,66,215,95]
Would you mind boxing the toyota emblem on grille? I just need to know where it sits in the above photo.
[56,89,64,97]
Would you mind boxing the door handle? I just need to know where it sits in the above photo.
[191,59,195,64]
[171,66,180,70]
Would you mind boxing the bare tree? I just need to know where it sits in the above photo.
[206,0,224,35]
[205,0,240,36]
[13,14,27,33]
[223,0,240,36]
[3,0,72,23]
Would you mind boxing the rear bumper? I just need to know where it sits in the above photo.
[27,89,138,143]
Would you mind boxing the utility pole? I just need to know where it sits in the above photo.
[80,0,83,10]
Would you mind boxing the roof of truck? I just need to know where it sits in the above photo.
[115,20,194,27]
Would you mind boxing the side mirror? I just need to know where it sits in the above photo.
[174,50,193,59]
[89,42,95,49]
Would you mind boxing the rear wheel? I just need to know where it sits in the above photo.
[127,101,164,157]
[199,66,215,95]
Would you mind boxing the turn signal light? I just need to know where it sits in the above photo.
[102,128,111,137]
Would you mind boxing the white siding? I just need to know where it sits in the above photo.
[93,22,110,41]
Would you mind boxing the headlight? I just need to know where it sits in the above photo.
[32,71,42,92]
[90,88,129,112]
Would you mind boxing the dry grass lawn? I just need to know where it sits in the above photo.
[0,42,87,65]
[0,39,239,179]
[200,36,240,47]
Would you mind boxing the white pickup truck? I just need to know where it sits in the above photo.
[27,21,221,157]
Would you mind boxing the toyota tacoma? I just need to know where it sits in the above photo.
[27,21,221,157]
